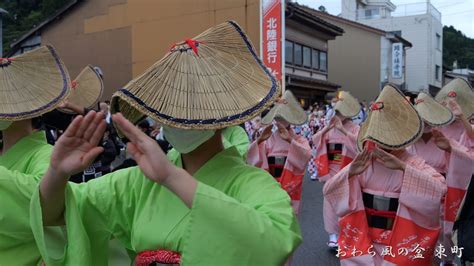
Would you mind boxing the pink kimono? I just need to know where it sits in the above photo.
[324,151,447,265]
[440,120,466,144]
[408,137,473,262]
[312,121,360,182]
[247,130,311,214]
[312,121,359,234]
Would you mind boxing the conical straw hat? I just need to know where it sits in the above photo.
[60,65,103,114]
[334,91,360,118]
[415,92,454,127]
[111,21,280,130]
[0,45,70,121]
[357,84,422,151]
[261,90,307,125]
[435,78,474,118]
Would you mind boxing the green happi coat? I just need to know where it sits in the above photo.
[30,147,302,265]
[0,131,57,265]
[222,126,251,160]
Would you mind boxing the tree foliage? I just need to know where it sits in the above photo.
[443,25,474,69]
[0,0,71,54]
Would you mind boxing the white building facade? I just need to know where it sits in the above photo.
[341,0,443,92]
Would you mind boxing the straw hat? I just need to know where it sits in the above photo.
[435,78,474,118]
[357,84,422,151]
[414,92,454,127]
[60,65,104,114]
[334,91,360,118]
[261,90,307,125]
[0,45,70,121]
[111,21,279,130]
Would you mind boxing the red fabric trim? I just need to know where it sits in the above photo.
[365,207,396,219]
[445,186,466,222]
[338,211,439,265]
[279,169,303,201]
[135,250,181,266]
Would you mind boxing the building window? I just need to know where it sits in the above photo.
[303,46,311,68]
[365,8,379,19]
[285,40,293,64]
[312,49,319,70]
[294,43,302,66]
[436,33,441,50]
[320,51,327,72]
[435,65,441,81]
[285,40,327,72]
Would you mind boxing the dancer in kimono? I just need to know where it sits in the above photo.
[0,46,71,265]
[409,92,473,266]
[436,78,474,146]
[247,90,312,214]
[32,21,302,266]
[324,85,447,266]
[311,91,360,249]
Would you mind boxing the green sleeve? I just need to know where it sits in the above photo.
[26,145,53,180]
[30,167,143,265]
[181,168,302,265]
[0,167,43,266]
[222,126,250,160]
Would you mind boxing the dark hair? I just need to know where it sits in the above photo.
[32,116,44,130]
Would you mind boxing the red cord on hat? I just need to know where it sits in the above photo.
[169,39,203,56]
[370,101,384,111]
[0,58,14,66]
[448,91,457,97]
[71,80,78,90]
[415,99,424,104]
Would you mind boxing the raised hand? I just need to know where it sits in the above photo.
[334,116,348,136]
[348,148,371,177]
[432,129,451,152]
[50,111,106,178]
[112,113,176,184]
[276,123,293,143]
[448,99,463,118]
[258,124,273,144]
[372,148,406,171]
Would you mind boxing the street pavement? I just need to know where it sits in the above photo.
[292,174,340,266]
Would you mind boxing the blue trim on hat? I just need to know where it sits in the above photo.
[116,21,278,126]
[0,45,69,119]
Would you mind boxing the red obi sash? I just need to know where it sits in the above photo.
[135,250,181,266]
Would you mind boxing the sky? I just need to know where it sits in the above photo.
[295,0,474,38]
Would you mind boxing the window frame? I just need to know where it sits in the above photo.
[285,40,294,64]
[285,39,328,72]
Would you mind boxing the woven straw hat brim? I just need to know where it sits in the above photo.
[60,65,104,114]
[111,21,280,130]
[357,84,423,151]
[334,91,360,118]
[435,78,474,118]
[415,92,454,127]
[261,90,307,125]
[0,45,70,121]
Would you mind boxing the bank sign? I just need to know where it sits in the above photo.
[261,0,284,85]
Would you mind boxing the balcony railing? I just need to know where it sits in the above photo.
[358,1,441,22]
